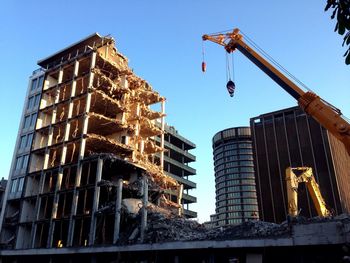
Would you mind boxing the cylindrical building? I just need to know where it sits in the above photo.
[212,127,259,226]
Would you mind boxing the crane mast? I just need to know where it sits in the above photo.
[203,28,350,156]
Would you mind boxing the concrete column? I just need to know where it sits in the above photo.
[113,177,123,244]
[160,100,165,169]
[140,176,148,242]
[135,103,141,152]
[54,172,63,210]
[47,170,63,247]
[177,184,183,216]
[43,67,63,171]
[67,52,96,246]
[30,170,47,247]
[60,59,80,166]
[89,158,103,245]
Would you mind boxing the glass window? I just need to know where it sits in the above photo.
[226,167,239,173]
[18,177,25,192]
[226,161,238,168]
[227,186,240,192]
[240,161,254,166]
[227,179,240,186]
[224,144,237,150]
[243,198,257,204]
[34,94,41,108]
[239,143,252,149]
[239,155,253,160]
[37,76,44,89]
[31,78,38,91]
[228,192,240,198]
[215,153,223,159]
[229,205,242,211]
[23,115,31,129]
[26,133,33,148]
[27,96,34,110]
[11,179,18,193]
[215,164,225,172]
[241,185,256,191]
[227,198,241,204]
[30,113,37,127]
[240,167,254,172]
[225,150,237,156]
[15,156,23,170]
[238,149,253,154]
[22,154,29,169]
[19,135,26,149]
[241,179,256,185]
[243,205,258,211]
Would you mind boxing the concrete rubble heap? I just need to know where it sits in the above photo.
[126,212,350,245]
[1,36,183,249]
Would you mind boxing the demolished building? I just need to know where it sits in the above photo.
[0,33,192,250]
[1,33,349,263]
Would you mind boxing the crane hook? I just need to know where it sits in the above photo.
[202,61,206,72]
[226,80,235,97]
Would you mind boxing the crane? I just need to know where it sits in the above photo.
[285,167,331,218]
[202,28,350,156]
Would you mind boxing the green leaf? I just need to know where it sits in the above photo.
[338,21,346,35]
[345,18,350,30]
[345,52,350,65]
[331,7,338,19]
[343,33,350,46]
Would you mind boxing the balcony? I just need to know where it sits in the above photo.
[183,209,197,218]
[154,137,196,163]
[164,156,196,176]
[165,172,196,189]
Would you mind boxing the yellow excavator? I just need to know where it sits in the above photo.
[202,28,350,157]
[285,167,331,217]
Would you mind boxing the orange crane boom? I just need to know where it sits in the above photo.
[203,28,350,156]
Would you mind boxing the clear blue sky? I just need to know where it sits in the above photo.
[0,1,349,223]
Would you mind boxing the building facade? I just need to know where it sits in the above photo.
[0,178,7,215]
[250,106,350,223]
[161,124,197,218]
[211,127,259,226]
[0,33,197,250]
[0,69,44,247]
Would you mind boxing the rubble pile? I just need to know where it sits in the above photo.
[144,213,207,243]
[204,221,290,240]
[140,212,291,244]
[140,213,350,244]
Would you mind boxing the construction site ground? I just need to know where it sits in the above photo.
[1,212,349,262]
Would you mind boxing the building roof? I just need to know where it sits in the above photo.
[37,33,104,68]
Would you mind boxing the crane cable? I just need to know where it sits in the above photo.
[240,30,312,93]
[225,51,236,97]
[202,40,206,72]
[225,52,235,82]
[240,30,344,116]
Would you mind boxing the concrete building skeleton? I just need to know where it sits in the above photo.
[161,124,197,218]
[0,33,196,249]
